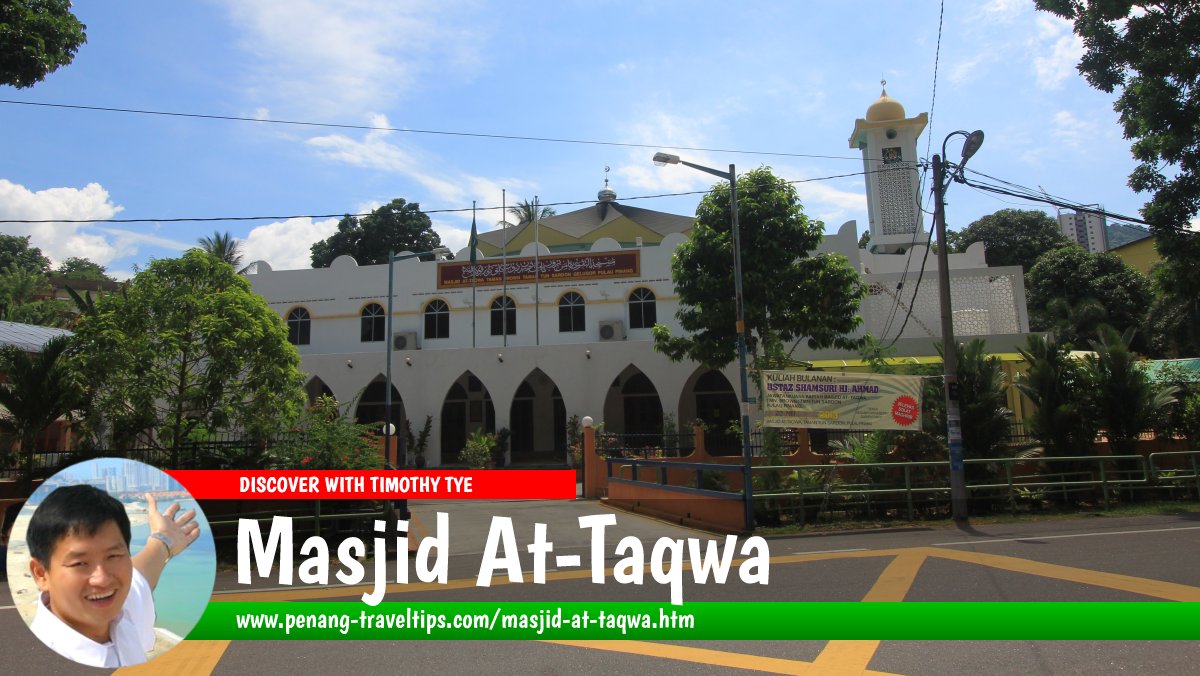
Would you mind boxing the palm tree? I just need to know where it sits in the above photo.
[1016,332,1097,457]
[1084,326,1177,456]
[507,199,556,226]
[950,339,1014,478]
[197,230,245,270]
[0,335,83,480]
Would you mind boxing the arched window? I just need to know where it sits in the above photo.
[361,303,385,342]
[558,292,585,332]
[629,287,657,329]
[424,299,450,339]
[490,296,516,336]
[286,307,310,345]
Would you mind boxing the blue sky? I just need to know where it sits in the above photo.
[0,1,1150,278]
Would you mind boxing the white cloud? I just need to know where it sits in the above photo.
[978,0,1026,21]
[1051,110,1101,148]
[242,217,341,270]
[218,0,481,117]
[306,114,532,229]
[0,179,131,267]
[947,54,988,86]
[796,181,868,225]
[1032,15,1083,89]
[611,111,724,193]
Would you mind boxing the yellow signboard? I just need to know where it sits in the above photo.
[760,370,924,431]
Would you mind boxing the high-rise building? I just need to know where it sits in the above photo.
[1058,209,1109,253]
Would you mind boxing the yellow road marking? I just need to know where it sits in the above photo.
[862,552,927,602]
[116,640,231,676]
[810,641,889,675]
[543,640,902,675]
[929,547,1200,602]
[813,552,928,674]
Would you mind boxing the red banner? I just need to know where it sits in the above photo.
[166,470,577,500]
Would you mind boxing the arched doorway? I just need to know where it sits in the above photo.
[687,369,739,455]
[440,372,494,464]
[304,376,334,405]
[602,365,663,446]
[509,369,566,465]
[354,376,403,434]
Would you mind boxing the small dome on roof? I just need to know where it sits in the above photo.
[866,86,905,122]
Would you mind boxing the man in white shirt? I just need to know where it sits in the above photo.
[26,484,201,667]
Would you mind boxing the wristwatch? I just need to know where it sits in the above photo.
[149,531,175,560]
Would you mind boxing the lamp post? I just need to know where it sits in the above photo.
[384,246,450,469]
[652,152,754,532]
[932,129,984,523]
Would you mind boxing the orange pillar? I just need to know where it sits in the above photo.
[583,417,607,499]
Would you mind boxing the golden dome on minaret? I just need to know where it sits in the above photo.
[865,81,906,122]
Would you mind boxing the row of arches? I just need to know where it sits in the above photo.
[305,364,738,465]
[283,288,659,346]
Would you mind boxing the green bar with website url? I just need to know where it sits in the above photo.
[188,602,1200,640]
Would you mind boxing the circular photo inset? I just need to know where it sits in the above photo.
[5,458,216,668]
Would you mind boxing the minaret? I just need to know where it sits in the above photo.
[848,82,928,254]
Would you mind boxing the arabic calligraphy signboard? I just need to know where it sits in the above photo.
[437,251,641,289]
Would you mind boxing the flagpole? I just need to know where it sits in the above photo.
[470,201,477,348]
[534,195,540,347]
[501,189,508,348]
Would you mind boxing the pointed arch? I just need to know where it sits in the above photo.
[440,371,494,464]
[304,376,334,406]
[602,364,663,446]
[354,375,403,434]
[679,368,739,455]
[508,368,566,464]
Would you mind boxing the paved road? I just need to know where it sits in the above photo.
[3,499,1199,675]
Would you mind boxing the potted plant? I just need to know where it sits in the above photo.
[493,427,510,468]
[405,415,433,468]
[461,429,495,469]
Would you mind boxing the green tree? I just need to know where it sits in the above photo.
[1016,332,1098,457]
[1144,257,1200,357]
[54,256,113,281]
[71,250,305,455]
[653,166,865,369]
[948,209,1070,272]
[1036,1,1200,328]
[1083,326,1177,456]
[0,335,82,478]
[507,199,556,226]
[0,0,86,88]
[950,339,1014,469]
[310,198,444,267]
[196,230,245,270]
[273,395,383,470]
[1043,296,1109,346]
[1025,245,1151,346]
[0,234,51,275]
[0,267,71,327]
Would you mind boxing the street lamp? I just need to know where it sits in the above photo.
[652,152,754,532]
[933,129,984,523]
[385,246,451,468]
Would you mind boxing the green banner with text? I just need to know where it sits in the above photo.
[190,602,1200,640]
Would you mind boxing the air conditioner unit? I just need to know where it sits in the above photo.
[392,332,419,351]
[598,320,625,342]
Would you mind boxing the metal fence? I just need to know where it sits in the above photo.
[601,450,1200,527]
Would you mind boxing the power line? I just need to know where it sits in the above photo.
[0,98,863,162]
[0,169,881,225]
[958,168,1188,231]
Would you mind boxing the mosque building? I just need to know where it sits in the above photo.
[246,88,1030,466]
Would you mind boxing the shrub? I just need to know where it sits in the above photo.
[460,430,495,469]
